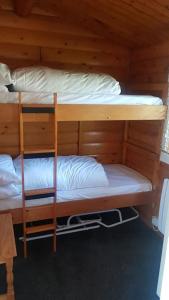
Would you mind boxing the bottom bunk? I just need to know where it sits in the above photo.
[0,118,162,228]
[0,161,154,224]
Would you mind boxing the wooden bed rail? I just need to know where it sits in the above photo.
[0,191,155,224]
[0,103,167,122]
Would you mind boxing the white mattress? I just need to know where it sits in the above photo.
[0,164,152,211]
[0,92,163,105]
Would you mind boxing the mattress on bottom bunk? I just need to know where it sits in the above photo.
[0,92,163,105]
[0,164,152,211]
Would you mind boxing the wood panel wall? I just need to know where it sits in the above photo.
[124,119,164,225]
[0,119,125,164]
[125,120,162,184]
[0,10,130,84]
[130,41,169,102]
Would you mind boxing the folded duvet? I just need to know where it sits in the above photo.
[0,63,121,95]
[13,155,109,191]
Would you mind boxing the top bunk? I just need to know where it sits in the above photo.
[0,92,167,122]
[0,64,167,121]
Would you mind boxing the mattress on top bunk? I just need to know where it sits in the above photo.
[0,164,152,211]
[0,92,163,105]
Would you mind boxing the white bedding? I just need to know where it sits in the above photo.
[0,164,152,211]
[0,91,163,105]
[12,67,121,95]
[0,64,121,95]
[14,155,109,191]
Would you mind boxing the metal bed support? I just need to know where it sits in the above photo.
[19,207,139,242]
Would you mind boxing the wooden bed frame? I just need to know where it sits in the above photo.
[0,90,167,227]
[2,191,155,224]
[0,102,166,123]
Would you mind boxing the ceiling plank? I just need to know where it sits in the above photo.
[13,0,33,16]
[36,0,132,47]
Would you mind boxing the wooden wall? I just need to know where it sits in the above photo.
[125,120,162,184]
[123,119,165,226]
[129,42,169,224]
[0,10,130,84]
[0,117,125,164]
[130,41,169,102]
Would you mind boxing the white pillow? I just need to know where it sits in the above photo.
[0,85,8,92]
[0,184,20,200]
[12,67,121,95]
[0,169,20,186]
[14,155,109,191]
[0,155,19,185]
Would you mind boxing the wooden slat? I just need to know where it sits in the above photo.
[25,188,55,197]
[0,146,19,157]
[0,10,97,38]
[127,121,163,154]
[90,154,122,164]
[41,47,129,67]
[1,0,169,48]
[35,0,132,46]
[58,144,78,155]
[0,26,126,52]
[26,223,55,234]
[79,143,121,155]
[58,132,78,145]
[8,191,154,223]
[58,121,78,132]
[22,113,52,123]
[1,104,166,122]
[0,43,40,60]
[127,83,168,102]
[35,0,169,47]
[0,104,19,122]
[80,131,123,143]
[129,72,168,84]
[125,143,159,185]
[24,147,55,154]
[131,41,169,62]
[57,105,167,121]
[80,121,124,131]
[131,57,169,77]
[14,0,33,17]
[0,214,17,259]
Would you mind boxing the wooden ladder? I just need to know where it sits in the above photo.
[19,93,57,257]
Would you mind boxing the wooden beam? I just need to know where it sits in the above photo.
[14,0,33,17]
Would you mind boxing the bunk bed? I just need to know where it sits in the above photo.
[0,66,167,256]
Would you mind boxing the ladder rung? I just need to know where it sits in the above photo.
[25,188,56,200]
[22,104,54,108]
[22,105,55,114]
[24,148,55,155]
[25,223,55,235]
[23,147,55,159]
[24,152,55,159]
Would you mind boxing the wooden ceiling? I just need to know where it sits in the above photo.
[2,0,169,48]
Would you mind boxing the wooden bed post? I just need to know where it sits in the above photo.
[19,92,27,257]
[122,121,128,164]
[53,93,57,253]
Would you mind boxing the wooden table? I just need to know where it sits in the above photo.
[0,214,17,300]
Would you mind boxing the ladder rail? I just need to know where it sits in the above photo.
[53,93,57,252]
[19,92,57,257]
[19,92,27,257]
